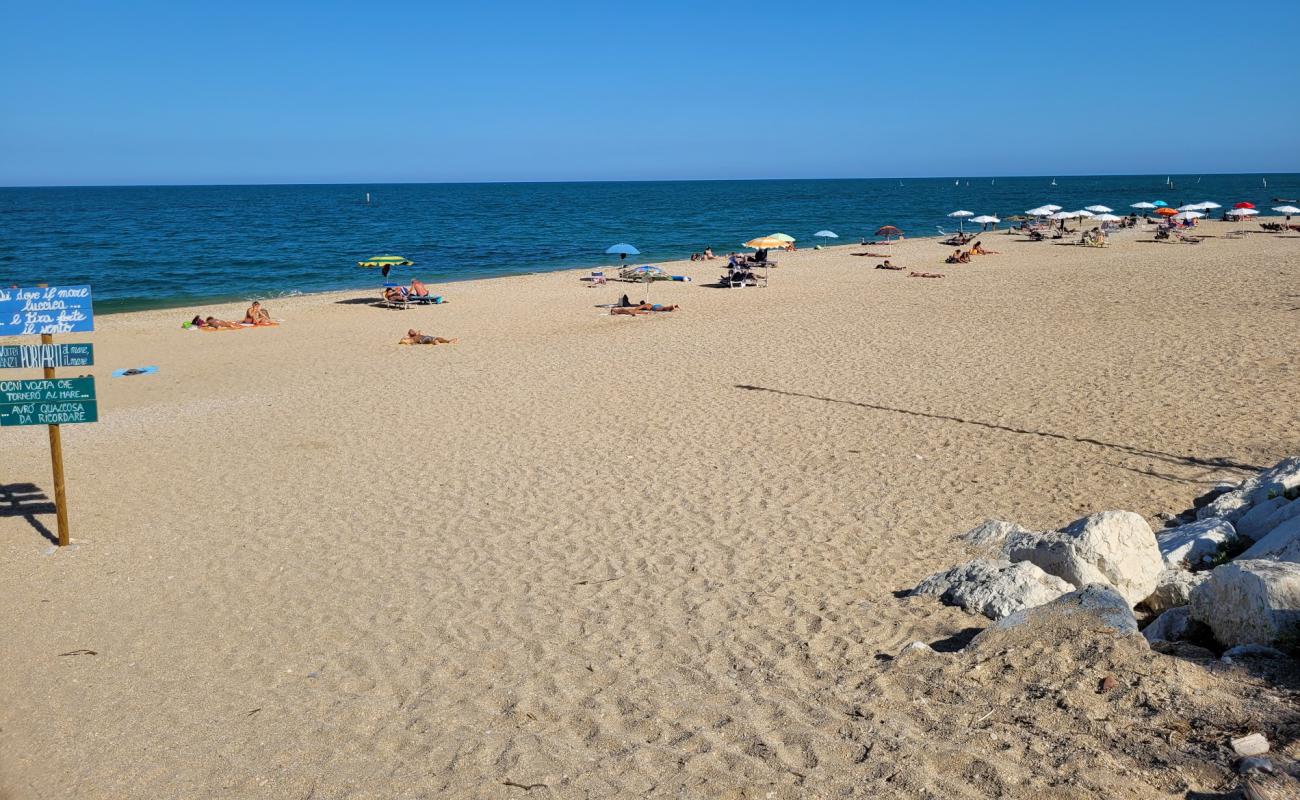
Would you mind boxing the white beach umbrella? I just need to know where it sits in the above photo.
[971,215,1000,224]
[1227,208,1259,216]
[1176,204,1201,212]
[813,229,839,239]
[1049,211,1077,220]
[1044,204,1063,212]
[948,209,974,232]
[1131,202,1156,209]
[1199,201,1222,209]
[1084,205,1113,214]
[1072,210,1095,220]
[1273,205,1300,217]
[1173,211,1204,221]
[1094,213,1122,222]
[1026,206,1055,217]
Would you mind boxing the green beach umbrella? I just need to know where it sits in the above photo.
[357,254,414,268]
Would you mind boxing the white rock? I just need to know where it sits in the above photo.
[958,519,1034,559]
[1143,569,1209,613]
[1190,560,1300,647]
[1198,457,1300,523]
[1238,514,1300,564]
[1254,498,1300,540]
[1142,606,1199,644]
[1006,510,1162,606]
[983,583,1141,638]
[914,559,1074,620]
[1236,496,1290,541]
[1157,518,1241,570]
[1231,733,1270,757]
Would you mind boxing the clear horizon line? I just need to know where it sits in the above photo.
[2,169,1296,191]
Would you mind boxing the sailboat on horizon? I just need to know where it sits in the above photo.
[1050,178,1057,186]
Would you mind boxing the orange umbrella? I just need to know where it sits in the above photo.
[1154,207,1178,217]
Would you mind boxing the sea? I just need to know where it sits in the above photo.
[1,174,1296,314]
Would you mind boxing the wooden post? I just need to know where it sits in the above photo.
[36,283,70,546]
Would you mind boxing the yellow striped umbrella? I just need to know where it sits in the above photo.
[357,254,414,267]
[743,236,788,249]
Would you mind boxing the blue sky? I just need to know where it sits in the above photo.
[2,0,1297,186]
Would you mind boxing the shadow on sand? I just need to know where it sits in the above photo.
[0,483,58,545]
[734,384,1263,477]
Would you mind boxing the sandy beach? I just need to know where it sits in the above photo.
[3,221,1299,798]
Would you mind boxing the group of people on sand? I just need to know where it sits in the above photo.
[945,240,999,264]
[188,301,276,329]
[383,278,439,305]
[689,247,717,261]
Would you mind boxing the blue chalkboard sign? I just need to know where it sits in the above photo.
[0,286,94,336]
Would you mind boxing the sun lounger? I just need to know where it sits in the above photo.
[380,286,410,309]
[589,271,607,285]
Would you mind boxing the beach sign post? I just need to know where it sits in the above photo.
[0,284,96,547]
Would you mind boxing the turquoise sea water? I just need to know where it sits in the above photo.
[1,174,1296,314]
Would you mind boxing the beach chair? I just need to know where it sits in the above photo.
[380,286,410,309]
[589,271,607,286]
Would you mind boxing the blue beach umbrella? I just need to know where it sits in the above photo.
[1152,200,1169,208]
[605,243,640,263]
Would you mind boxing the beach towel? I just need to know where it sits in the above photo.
[112,366,158,378]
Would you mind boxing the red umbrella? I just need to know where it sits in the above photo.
[1233,201,1256,209]
[1155,207,1178,217]
[874,225,902,245]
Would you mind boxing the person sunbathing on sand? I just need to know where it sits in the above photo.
[611,302,679,316]
[908,271,944,278]
[243,301,272,325]
[193,315,241,329]
[945,249,971,264]
[970,241,999,255]
[875,260,904,270]
[399,329,456,345]
[409,278,431,297]
[703,247,716,260]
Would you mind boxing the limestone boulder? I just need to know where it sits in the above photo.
[913,559,1074,620]
[1006,510,1162,606]
[1238,514,1300,564]
[1189,559,1300,647]
[1143,569,1209,614]
[1196,456,1300,523]
[1142,606,1207,645]
[978,583,1141,641]
[1156,518,1240,570]
[1236,496,1291,541]
[957,519,1034,559]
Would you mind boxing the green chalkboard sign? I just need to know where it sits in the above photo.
[0,376,98,427]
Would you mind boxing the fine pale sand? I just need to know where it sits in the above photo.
[2,222,1299,798]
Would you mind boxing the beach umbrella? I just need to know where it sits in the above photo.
[1154,207,1178,217]
[874,225,902,244]
[1131,202,1156,212]
[357,254,414,268]
[1084,205,1113,214]
[1233,201,1256,209]
[971,215,1000,231]
[1227,208,1259,216]
[1044,204,1063,212]
[605,243,640,263]
[768,233,795,244]
[1073,209,1095,218]
[1176,204,1202,212]
[1026,206,1054,217]
[1094,213,1122,222]
[1273,205,1300,221]
[1152,200,1169,208]
[1173,211,1204,221]
[948,209,974,232]
[813,230,838,239]
[743,236,787,250]
[1199,201,1221,211]
[622,264,666,303]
